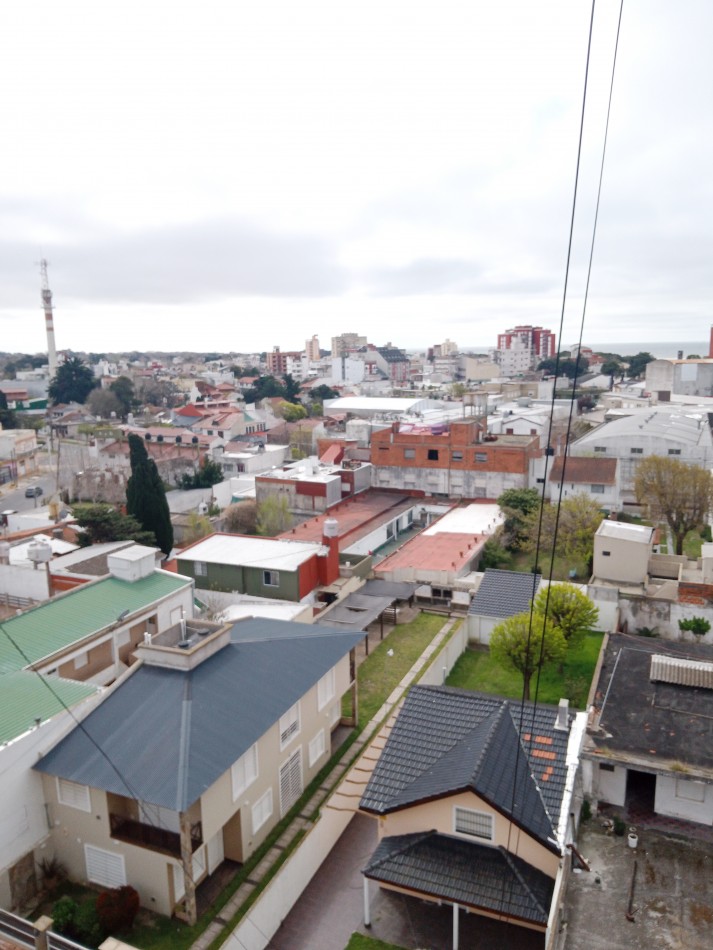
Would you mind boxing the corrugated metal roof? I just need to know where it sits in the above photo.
[0,671,97,744]
[176,534,322,571]
[35,618,365,811]
[650,654,713,689]
[0,572,192,674]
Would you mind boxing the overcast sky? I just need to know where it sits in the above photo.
[1,0,711,356]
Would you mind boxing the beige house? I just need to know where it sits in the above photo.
[360,685,586,948]
[592,520,654,585]
[35,617,364,924]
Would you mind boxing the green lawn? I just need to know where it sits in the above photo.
[345,934,406,950]
[446,631,603,708]
[354,613,448,727]
[683,529,704,558]
[509,549,589,582]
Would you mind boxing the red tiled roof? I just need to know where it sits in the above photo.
[375,532,485,574]
[549,456,617,484]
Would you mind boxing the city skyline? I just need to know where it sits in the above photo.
[2,1,712,354]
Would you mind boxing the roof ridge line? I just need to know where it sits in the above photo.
[366,830,435,872]
[507,707,557,839]
[470,704,508,782]
[499,847,549,920]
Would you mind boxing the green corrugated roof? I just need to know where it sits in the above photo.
[0,572,191,674]
[0,671,97,744]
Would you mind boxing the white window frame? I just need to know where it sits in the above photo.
[251,788,273,834]
[84,844,126,888]
[263,570,279,587]
[280,702,300,749]
[57,778,91,812]
[231,743,259,801]
[675,778,706,803]
[194,561,208,576]
[279,748,303,816]
[74,652,89,670]
[317,668,336,711]
[308,730,326,767]
[453,806,494,841]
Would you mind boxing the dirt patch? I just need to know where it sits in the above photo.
[690,902,713,929]
[644,861,656,885]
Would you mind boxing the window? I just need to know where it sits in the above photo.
[85,845,126,888]
[668,449,681,456]
[263,570,279,587]
[475,452,488,463]
[630,447,643,455]
[74,653,88,670]
[57,778,91,812]
[675,778,706,803]
[231,744,258,800]
[280,748,303,815]
[309,730,326,767]
[452,451,463,461]
[590,485,605,494]
[329,702,341,727]
[536,477,545,484]
[317,668,336,710]
[602,550,611,557]
[280,702,300,748]
[506,428,514,435]
[599,763,615,773]
[194,561,208,576]
[427,449,439,461]
[404,449,415,459]
[594,446,607,453]
[454,806,493,841]
[251,788,273,833]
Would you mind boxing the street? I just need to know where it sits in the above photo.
[0,457,58,514]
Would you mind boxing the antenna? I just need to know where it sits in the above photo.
[39,258,58,379]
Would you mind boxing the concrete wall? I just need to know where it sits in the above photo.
[655,774,713,825]
[0,563,50,601]
[466,613,499,645]
[589,761,627,807]
[593,534,651,586]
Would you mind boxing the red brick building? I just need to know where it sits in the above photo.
[370,419,540,500]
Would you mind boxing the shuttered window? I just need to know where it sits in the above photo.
[317,668,335,710]
[280,703,300,748]
[231,744,259,800]
[57,778,91,812]
[84,845,126,888]
[280,748,303,816]
[454,807,493,841]
[308,730,326,767]
[251,788,273,834]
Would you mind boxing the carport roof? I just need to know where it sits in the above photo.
[468,569,541,619]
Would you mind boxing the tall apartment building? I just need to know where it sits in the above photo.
[331,332,367,358]
[495,325,556,376]
[266,346,302,376]
[305,335,321,361]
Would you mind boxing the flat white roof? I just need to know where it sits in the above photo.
[597,521,654,542]
[326,396,427,413]
[178,534,324,571]
[424,503,503,537]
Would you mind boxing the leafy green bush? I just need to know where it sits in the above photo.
[74,901,103,947]
[51,896,78,933]
[678,617,711,638]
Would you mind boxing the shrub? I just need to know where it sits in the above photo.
[52,896,78,934]
[636,626,659,638]
[97,885,140,934]
[74,901,103,947]
[580,798,592,823]
[613,816,626,836]
[678,617,711,638]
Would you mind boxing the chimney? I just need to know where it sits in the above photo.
[318,517,340,585]
[555,698,570,731]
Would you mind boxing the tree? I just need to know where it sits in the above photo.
[179,456,224,489]
[624,352,654,379]
[498,488,541,549]
[534,583,598,653]
[310,384,339,402]
[48,356,97,405]
[256,495,292,536]
[109,376,136,420]
[278,401,308,423]
[126,434,174,555]
[521,496,604,567]
[87,388,123,419]
[282,373,301,403]
[183,512,213,544]
[137,378,182,408]
[73,504,157,547]
[450,382,467,398]
[223,500,258,534]
[490,611,566,701]
[634,456,713,555]
[0,391,17,429]
[479,538,511,570]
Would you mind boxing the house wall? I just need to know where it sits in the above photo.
[0,563,50,601]
[0,701,99,911]
[380,789,559,879]
[466,613,499,645]
[548,479,618,511]
[655,774,713,825]
[589,761,627,807]
[593,534,651,585]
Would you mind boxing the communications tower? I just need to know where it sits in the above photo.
[39,259,58,379]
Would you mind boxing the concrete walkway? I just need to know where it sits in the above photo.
[190,616,459,950]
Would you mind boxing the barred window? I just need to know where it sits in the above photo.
[454,806,493,841]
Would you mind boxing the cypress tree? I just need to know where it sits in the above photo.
[126,434,174,556]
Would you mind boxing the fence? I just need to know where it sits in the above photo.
[0,908,35,948]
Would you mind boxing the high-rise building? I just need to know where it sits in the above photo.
[495,325,556,375]
[331,332,367,358]
[305,335,321,361]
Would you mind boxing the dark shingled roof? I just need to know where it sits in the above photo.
[469,569,541,619]
[587,633,713,770]
[35,618,364,811]
[360,685,571,852]
[363,832,553,927]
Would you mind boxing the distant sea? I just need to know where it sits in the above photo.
[463,341,709,359]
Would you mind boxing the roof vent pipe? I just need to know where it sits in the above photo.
[555,698,569,731]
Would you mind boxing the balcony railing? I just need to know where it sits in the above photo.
[109,813,202,857]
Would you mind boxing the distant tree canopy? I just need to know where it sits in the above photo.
[223,500,258,534]
[600,359,623,376]
[242,375,286,403]
[634,456,713,556]
[179,456,224,489]
[498,488,541,549]
[278,401,308,422]
[0,391,17,429]
[73,504,157,547]
[48,356,98,405]
[87,388,124,420]
[126,434,174,555]
[108,377,137,420]
[520,496,604,568]
[136,378,182,409]
[538,355,589,379]
[256,495,292,536]
[623,351,654,379]
[309,384,339,403]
